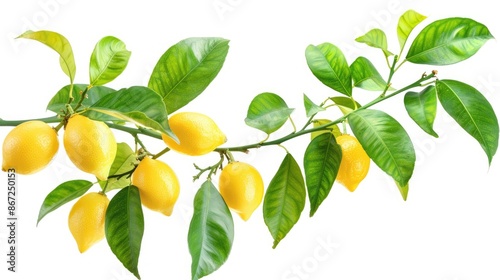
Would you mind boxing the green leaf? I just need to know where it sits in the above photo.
[245,92,294,134]
[303,93,325,117]
[348,109,415,186]
[305,43,352,96]
[46,84,115,114]
[330,96,361,115]
[105,186,144,279]
[311,119,341,140]
[85,86,177,141]
[148,37,229,114]
[304,133,342,217]
[404,86,438,137]
[350,57,389,91]
[355,29,393,57]
[17,30,76,83]
[100,143,137,192]
[37,180,93,225]
[397,10,427,52]
[188,180,234,280]
[396,181,409,201]
[264,153,306,248]
[406,17,494,65]
[436,80,499,164]
[90,36,131,86]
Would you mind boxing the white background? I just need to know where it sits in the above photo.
[1,0,500,279]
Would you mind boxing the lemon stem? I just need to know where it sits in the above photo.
[0,72,437,156]
[216,71,437,152]
[193,153,225,181]
[225,150,236,163]
[379,55,399,98]
[152,147,170,160]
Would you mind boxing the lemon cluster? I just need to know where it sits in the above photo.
[1,111,266,254]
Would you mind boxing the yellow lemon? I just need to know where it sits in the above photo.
[2,121,59,174]
[219,161,264,221]
[63,115,117,181]
[131,156,180,216]
[336,134,370,192]
[162,112,226,156]
[68,192,109,253]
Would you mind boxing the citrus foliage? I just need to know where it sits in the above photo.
[1,10,498,280]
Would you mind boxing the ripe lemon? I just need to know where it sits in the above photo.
[131,156,180,216]
[63,115,117,181]
[2,121,59,174]
[68,192,109,253]
[161,112,226,156]
[336,134,370,192]
[219,161,264,221]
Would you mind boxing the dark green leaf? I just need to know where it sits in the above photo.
[397,10,427,52]
[350,57,389,91]
[304,133,342,217]
[436,79,499,164]
[264,153,306,248]
[100,143,137,192]
[311,119,341,140]
[355,29,393,57]
[46,84,115,114]
[37,180,93,225]
[188,180,234,280]
[245,92,294,134]
[305,43,352,96]
[17,30,76,82]
[90,36,131,86]
[86,86,177,141]
[404,86,438,137]
[330,96,361,115]
[148,37,229,114]
[105,186,144,279]
[406,17,494,65]
[303,93,325,118]
[348,109,415,186]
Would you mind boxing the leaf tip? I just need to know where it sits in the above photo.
[15,30,34,39]
[272,239,280,249]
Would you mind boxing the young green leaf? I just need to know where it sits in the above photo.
[89,36,131,86]
[348,109,415,187]
[436,79,499,164]
[303,93,325,117]
[148,37,229,114]
[105,185,144,279]
[404,86,438,137]
[245,92,294,134]
[355,29,393,58]
[305,43,352,96]
[17,30,76,83]
[406,17,494,65]
[311,119,341,140]
[397,10,427,52]
[188,180,234,280]
[37,180,93,225]
[85,86,177,142]
[46,84,115,114]
[100,143,137,192]
[304,133,342,217]
[330,96,361,115]
[264,153,306,248]
[350,56,389,91]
